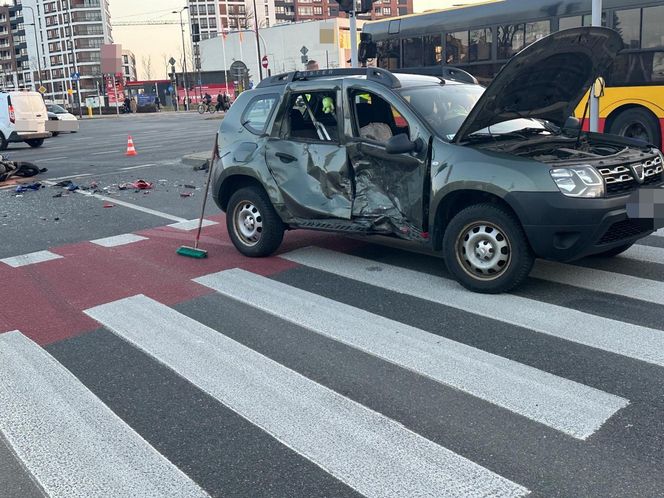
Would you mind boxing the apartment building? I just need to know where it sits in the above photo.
[122,48,135,81]
[21,0,113,104]
[0,1,29,90]
[276,0,413,23]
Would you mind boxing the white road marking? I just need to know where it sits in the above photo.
[90,233,149,247]
[197,269,627,440]
[121,163,157,170]
[85,295,529,498]
[91,150,118,156]
[0,331,209,498]
[283,247,664,367]
[35,156,68,162]
[619,244,664,265]
[0,250,63,268]
[47,173,92,181]
[531,259,664,306]
[168,219,218,230]
[653,228,664,238]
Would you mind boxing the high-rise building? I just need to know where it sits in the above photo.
[0,1,29,90]
[22,0,113,104]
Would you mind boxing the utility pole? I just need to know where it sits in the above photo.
[252,0,263,80]
[349,2,358,68]
[66,1,82,118]
[590,0,602,132]
[173,6,190,111]
[23,5,42,88]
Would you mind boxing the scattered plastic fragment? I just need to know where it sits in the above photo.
[131,179,153,190]
[184,184,196,189]
[180,192,193,198]
[103,202,114,208]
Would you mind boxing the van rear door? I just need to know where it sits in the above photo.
[9,93,47,133]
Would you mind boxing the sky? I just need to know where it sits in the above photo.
[110,0,485,79]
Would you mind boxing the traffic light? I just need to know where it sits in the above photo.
[191,23,200,43]
[335,0,355,12]
[359,0,377,14]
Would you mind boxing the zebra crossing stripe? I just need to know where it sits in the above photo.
[0,250,62,268]
[531,259,664,305]
[196,269,628,440]
[620,244,664,265]
[0,331,209,498]
[85,295,529,498]
[654,228,664,238]
[282,247,664,367]
[90,233,149,247]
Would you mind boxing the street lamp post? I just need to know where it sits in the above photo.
[173,6,190,111]
[22,5,43,89]
[252,0,263,80]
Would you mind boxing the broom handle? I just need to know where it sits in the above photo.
[194,157,215,249]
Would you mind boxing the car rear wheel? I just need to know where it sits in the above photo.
[609,108,661,148]
[593,242,634,258]
[0,133,7,151]
[443,203,534,293]
[226,186,284,257]
[25,139,44,148]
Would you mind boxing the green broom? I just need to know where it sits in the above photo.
[177,138,218,259]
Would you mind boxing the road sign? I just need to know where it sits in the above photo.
[248,80,254,89]
[301,55,309,64]
[169,57,176,66]
[38,86,47,94]
[300,46,308,55]
[67,88,74,95]
[167,85,174,93]
[71,72,80,82]
[261,55,269,69]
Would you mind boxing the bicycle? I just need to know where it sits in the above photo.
[197,103,216,114]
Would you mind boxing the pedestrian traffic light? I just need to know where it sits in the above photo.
[334,0,355,13]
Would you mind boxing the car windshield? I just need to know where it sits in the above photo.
[398,84,484,140]
[47,104,67,114]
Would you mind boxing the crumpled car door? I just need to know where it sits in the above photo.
[265,139,352,219]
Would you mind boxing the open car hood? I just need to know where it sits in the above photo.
[453,27,623,143]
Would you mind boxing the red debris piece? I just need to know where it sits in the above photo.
[131,179,153,190]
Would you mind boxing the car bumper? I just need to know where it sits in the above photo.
[8,131,51,142]
[506,188,664,261]
[46,120,79,133]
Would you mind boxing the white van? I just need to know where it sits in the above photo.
[0,91,51,150]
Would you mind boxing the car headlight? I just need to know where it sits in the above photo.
[550,165,604,198]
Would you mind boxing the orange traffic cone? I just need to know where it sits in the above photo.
[126,135,137,156]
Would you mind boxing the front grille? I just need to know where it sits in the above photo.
[598,219,654,244]
[598,155,663,195]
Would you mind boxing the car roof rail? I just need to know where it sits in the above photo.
[256,67,401,89]
[442,66,478,85]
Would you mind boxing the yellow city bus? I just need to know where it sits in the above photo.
[363,0,664,147]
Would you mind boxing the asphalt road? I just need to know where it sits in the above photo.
[1,112,664,497]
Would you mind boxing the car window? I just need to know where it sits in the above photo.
[350,91,410,143]
[47,104,67,114]
[286,91,338,142]
[241,94,278,135]
[399,84,484,140]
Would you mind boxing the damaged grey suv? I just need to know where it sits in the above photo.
[213,27,664,293]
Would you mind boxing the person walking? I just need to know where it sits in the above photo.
[123,96,131,114]
[216,92,223,112]
[129,97,137,113]
[154,95,161,111]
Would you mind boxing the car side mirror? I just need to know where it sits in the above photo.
[563,116,581,133]
[385,134,423,154]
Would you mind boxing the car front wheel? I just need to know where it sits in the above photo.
[226,186,284,257]
[25,139,44,148]
[442,203,534,293]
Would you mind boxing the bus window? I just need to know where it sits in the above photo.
[446,31,469,64]
[642,5,664,49]
[469,28,492,62]
[559,16,582,30]
[376,39,400,69]
[497,24,525,59]
[607,52,664,85]
[423,35,443,66]
[614,9,641,49]
[525,21,550,45]
[403,37,424,68]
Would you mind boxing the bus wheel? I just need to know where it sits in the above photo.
[609,108,661,149]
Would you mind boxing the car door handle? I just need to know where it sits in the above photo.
[276,152,297,163]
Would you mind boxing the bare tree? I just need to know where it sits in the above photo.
[161,53,170,78]
[141,55,153,80]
